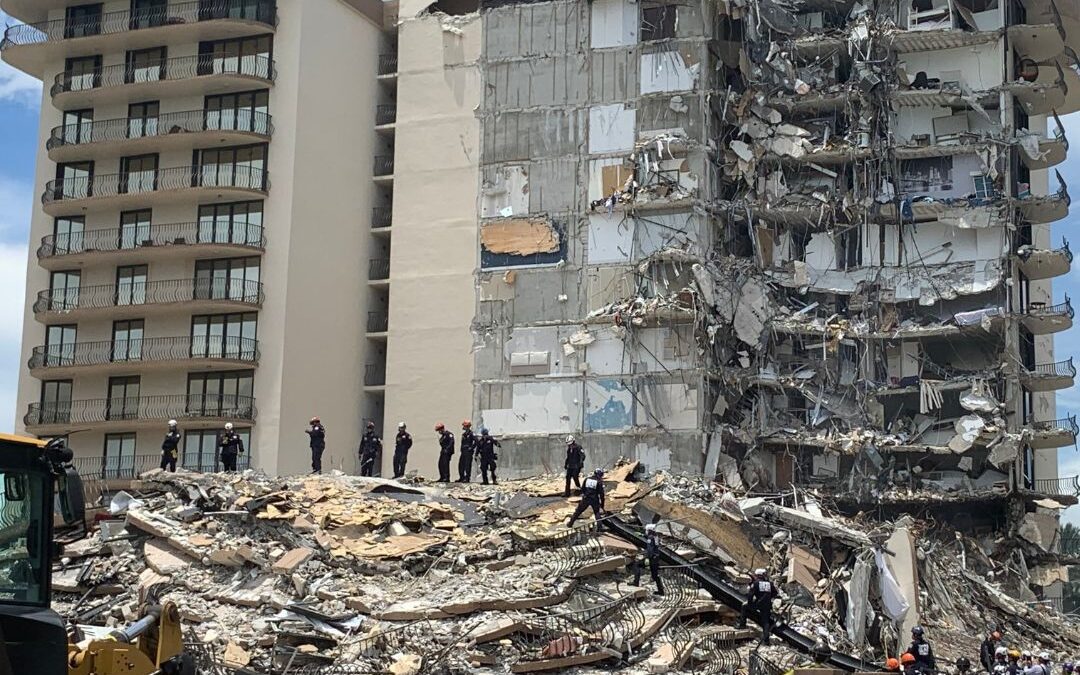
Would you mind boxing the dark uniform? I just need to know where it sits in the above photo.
[306,423,326,473]
[359,429,381,477]
[437,429,455,482]
[160,428,181,472]
[393,428,412,478]
[980,635,1000,673]
[906,638,936,672]
[633,528,664,594]
[567,474,605,526]
[218,429,245,471]
[740,573,776,643]
[477,432,500,484]
[457,428,476,482]
[564,441,585,496]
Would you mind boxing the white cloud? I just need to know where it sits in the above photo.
[0,242,26,433]
[0,13,42,107]
[0,174,33,242]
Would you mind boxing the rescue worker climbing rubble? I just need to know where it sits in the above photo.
[306,416,326,474]
[477,427,500,484]
[218,422,244,471]
[392,422,412,478]
[906,626,936,672]
[435,423,454,482]
[738,567,776,645]
[631,522,664,595]
[983,630,1005,672]
[358,421,381,477]
[567,468,605,527]
[457,420,475,483]
[563,435,585,497]
[160,419,181,472]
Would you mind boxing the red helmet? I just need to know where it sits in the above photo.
[462,420,472,428]
[435,423,445,431]
[901,654,916,665]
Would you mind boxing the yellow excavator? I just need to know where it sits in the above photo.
[0,433,193,675]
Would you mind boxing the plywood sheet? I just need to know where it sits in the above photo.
[481,218,560,255]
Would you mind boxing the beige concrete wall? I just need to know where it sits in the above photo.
[382,12,482,476]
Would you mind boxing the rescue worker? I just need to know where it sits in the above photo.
[563,435,585,497]
[435,423,454,482]
[1034,653,1053,675]
[900,653,917,672]
[983,630,1004,673]
[956,657,972,675]
[632,522,664,595]
[1009,650,1024,675]
[906,626,936,672]
[218,422,244,472]
[885,658,900,673]
[992,647,1010,675]
[567,468,606,527]
[306,416,326,474]
[392,422,412,478]
[477,427,501,484]
[358,421,381,477]
[457,420,476,483]
[738,568,776,644]
[160,420,181,472]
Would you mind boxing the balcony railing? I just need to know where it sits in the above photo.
[367,311,388,333]
[372,206,392,229]
[365,363,386,386]
[42,165,269,205]
[24,394,257,427]
[1032,415,1080,437]
[376,104,397,126]
[378,53,398,76]
[47,109,273,151]
[29,336,260,370]
[374,155,394,176]
[1025,298,1075,319]
[50,53,276,98]
[72,452,251,480]
[369,258,390,281]
[33,278,264,314]
[1026,358,1077,378]
[38,221,265,259]
[2,1,276,48]
[1032,475,1080,497]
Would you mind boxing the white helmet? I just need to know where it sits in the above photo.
[168,419,177,427]
[754,568,767,576]
[645,523,657,533]
[398,421,406,429]
[566,435,575,444]
[224,422,234,430]
[1040,654,1051,662]
[996,648,1008,658]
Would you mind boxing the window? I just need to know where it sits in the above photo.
[198,35,272,78]
[120,154,158,194]
[103,433,137,479]
[65,5,103,39]
[205,90,269,133]
[44,325,77,367]
[125,47,166,84]
[187,370,254,418]
[128,101,160,139]
[197,201,263,245]
[191,313,257,359]
[112,320,144,362]
[199,0,273,22]
[196,144,267,190]
[52,217,85,255]
[195,257,260,301]
[55,162,94,200]
[130,0,168,30]
[115,265,147,306]
[0,469,50,606]
[49,271,80,311]
[182,428,250,472]
[119,210,153,250]
[39,380,73,425]
[61,109,94,146]
[106,376,140,421]
[63,56,101,93]
[641,5,677,40]
[972,174,995,200]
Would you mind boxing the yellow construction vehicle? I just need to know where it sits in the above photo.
[66,602,191,675]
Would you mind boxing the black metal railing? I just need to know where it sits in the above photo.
[42,165,269,205]
[1032,475,1080,497]
[38,221,265,258]
[29,336,259,369]
[1026,358,1077,378]
[33,278,264,314]
[1031,415,1080,436]
[374,155,394,176]
[368,258,390,281]
[367,311,388,333]
[372,206,392,228]
[50,53,275,97]
[1025,297,1075,319]
[72,452,251,480]
[2,1,276,48]
[378,53,398,76]
[47,109,273,151]
[365,363,386,386]
[376,104,397,125]
[24,394,257,427]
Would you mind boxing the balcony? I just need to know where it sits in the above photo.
[1017,241,1073,281]
[37,221,265,270]
[372,206,392,229]
[373,155,394,181]
[33,278,264,320]
[1020,358,1077,392]
[46,109,274,162]
[368,258,390,282]
[367,311,388,334]
[1020,297,1074,335]
[1031,476,1080,497]
[1007,62,1070,117]
[378,53,398,77]
[41,165,269,216]
[1017,170,1071,224]
[72,452,251,482]
[28,336,260,378]
[1019,112,1069,171]
[0,1,277,75]
[24,394,257,434]
[364,363,386,387]
[50,53,275,108]
[376,104,397,127]
[1029,416,1080,450]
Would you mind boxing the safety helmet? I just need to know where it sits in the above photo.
[398,422,406,429]
[480,427,489,435]
[911,626,924,638]
[1023,652,1032,659]
[566,435,575,444]
[462,420,471,428]
[435,423,445,431]
[956,657,971,671]
[886,658,900,671]
[996,647,1008,658]
[367,421,375,429]
[1040,653,1051,662]
[645,523,657,533]
[754,568,767,577]
[811,641,832,662]
[1009,650,1021,660]
[901,654,916,665]
[224,422,233,430]
[168,419,178,427]
[310,416,320,424]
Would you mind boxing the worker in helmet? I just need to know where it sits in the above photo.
[983,630,1005,673]
[993,647,1010,675]
[885,658,900,672]
[435,423,454,482]
[457,420,476,483]
[218,422,244,471]
[160,420,181,473]
[1031,653,1053,675]
[738,568,777,644]
[563,435,585,497]
[306,416,326,474]
[901,653,917,672]
[567,468,606,527]
[392,422,412,479]
[1009,650,1024,675]
[476,427,500,484]
[358,421,381,477]
[906,626,936,672]
[632,522,664,595]
[956,657,972,675]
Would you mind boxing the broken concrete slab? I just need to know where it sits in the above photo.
[144,539,193,576]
